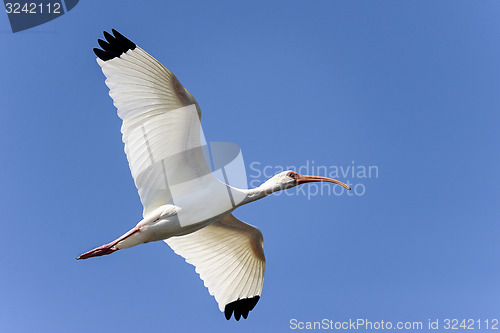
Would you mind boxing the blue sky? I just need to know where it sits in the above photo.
[1,1,499,332]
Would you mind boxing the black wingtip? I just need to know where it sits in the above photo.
[94,29,136,61]
[224,296,260,321]
[93,48,113,61]
[103,31,114,43]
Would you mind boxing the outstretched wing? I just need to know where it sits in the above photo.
[94,29,212,217]
[165,214,266,321]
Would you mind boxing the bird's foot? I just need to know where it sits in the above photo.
[77,244,117,260]
[77,225,141,260]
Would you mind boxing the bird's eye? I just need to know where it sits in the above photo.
[287,172,295,178]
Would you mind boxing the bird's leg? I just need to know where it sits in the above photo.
[76,243,117,259]
[77,226,141,260]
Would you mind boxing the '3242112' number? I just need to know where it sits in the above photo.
[5,2,61,14]
[443,319,499,330]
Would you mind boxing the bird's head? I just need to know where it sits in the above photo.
[263,170,351,193]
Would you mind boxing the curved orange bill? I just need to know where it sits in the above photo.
[296,174,351,190]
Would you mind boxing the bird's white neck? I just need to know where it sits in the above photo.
[236,180,286,207]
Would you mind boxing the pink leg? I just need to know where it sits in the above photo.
[77,226,141,260]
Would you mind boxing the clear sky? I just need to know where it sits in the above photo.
[1,1,499,332]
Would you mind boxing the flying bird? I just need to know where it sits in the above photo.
[78,29,351,321]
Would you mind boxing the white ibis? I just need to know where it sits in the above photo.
[78,29,351,321]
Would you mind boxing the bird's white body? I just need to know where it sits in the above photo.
[79,30,350,321]
[116,204,230,249]
[115,177,284,249]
